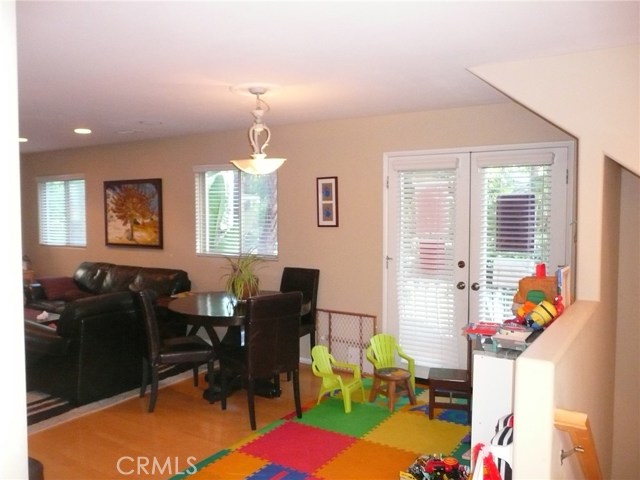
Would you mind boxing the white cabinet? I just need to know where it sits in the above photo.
[471,351,516,449]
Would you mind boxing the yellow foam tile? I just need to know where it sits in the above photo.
[364,410,469,455]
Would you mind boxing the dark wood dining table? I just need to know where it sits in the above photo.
[167,291,310,400]
[167,291,246,348]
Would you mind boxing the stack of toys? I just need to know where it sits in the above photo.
[512,263,564,330]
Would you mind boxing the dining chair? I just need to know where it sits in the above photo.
[366,333,416,390]
[136,288,216,412]
[279,267,320,351]
[219,291,303,430]
[311,345,364,413]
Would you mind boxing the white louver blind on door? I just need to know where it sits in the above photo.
[474,157,554,323]
[395,166,459,369]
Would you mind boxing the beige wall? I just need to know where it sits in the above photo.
[615,166,640,479]
[472,45,639,478]
[21,102,570,346]
[472,45,640,301]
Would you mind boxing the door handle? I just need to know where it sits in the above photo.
[471,282,480,291]
[456,281,466,290]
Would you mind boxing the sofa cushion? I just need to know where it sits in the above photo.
[38,276,79,301]
[130,268,190,296]
[63,289,94,301]
[73,261,111,294]
[101,265,140,293]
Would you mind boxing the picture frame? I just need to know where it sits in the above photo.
[316,176,339,227]
[104,178,163,248]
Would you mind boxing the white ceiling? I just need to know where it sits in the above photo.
[16,1,639,154]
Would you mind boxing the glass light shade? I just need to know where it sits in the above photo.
[230,154,286,175]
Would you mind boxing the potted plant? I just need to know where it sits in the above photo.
[222,253,263,300]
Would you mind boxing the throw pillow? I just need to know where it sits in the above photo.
[38,276,79,301]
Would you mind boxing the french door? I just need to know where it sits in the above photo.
[384,143,574,377]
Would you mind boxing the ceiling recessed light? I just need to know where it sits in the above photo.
[18,137,28,143]
[74,128,92,135]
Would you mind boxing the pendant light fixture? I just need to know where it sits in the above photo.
[230,86,286,175]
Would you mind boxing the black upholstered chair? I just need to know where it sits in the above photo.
[279,267,320,350]
[136,289,216,412]
[219,292,303,430]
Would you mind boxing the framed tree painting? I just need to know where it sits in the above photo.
[317,176,339,227]
[104,178,163,248]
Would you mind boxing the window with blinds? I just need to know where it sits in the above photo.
[476,163,553,323]
[395,168,459,370]
[37,175,86,247]
[194,166,278,257]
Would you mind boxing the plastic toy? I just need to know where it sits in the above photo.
[405,454,469,480]
[524,299,557,330]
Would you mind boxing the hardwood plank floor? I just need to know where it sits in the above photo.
[28,365,321,480]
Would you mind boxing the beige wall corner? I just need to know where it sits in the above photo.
[470,44,640,302]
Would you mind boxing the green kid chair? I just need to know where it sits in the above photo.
[311,345,365,413]
[366,333,416,390]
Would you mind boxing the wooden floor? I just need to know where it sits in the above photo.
[28,365,321,480]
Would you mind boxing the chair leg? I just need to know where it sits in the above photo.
[387,380,397,411]
[148,367,160,413]
[369,376,381,402]
[192,365,199,387]
[343,388,352,413]
[140,358,150,397]
[292,369,302,420]
[220,366,227,410]
[206,360,215,405]
[247,379,257,430]
[405,378,417,406]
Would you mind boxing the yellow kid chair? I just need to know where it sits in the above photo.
[311,345,365,413]
[366,333,416,390]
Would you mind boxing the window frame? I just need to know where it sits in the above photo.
[37,173,87,247]
[194,165,279,258]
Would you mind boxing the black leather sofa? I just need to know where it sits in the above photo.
[24,262,192,405]
[25,261,191,314]
[25,291,145,406]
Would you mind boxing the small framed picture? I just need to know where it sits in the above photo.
[316,176,339,227]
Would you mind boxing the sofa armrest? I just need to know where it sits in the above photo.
[24,283,45,302]
[24,320,70,357]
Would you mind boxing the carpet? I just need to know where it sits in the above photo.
[171,386,471,479]
[27,365,192,430]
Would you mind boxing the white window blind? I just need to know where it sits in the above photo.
[475,162,554,322]
[37,175,86,247]
[195,166,278,257]
[395,168,459,369]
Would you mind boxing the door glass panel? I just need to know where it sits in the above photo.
[387,153,470,375]
[476,164,552,322]
[469,149,568,323]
